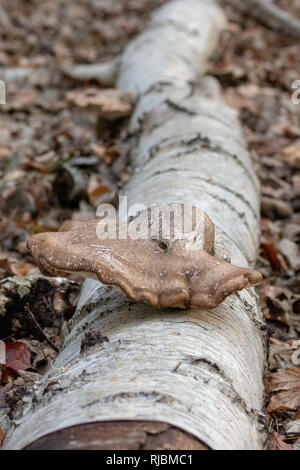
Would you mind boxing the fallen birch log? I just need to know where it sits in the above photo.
[4,0,266,450]
[224,0,300,39]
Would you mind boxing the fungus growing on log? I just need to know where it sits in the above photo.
[4,0,267,451]
[28,206,262,309]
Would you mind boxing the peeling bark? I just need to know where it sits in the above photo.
[4,0,266,450]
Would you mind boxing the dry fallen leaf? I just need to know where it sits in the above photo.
[87,174,110,206]
[0,367,13,384]
[6,88,38,111]
[0,147,10,159]
[277,238,300,271]
[224,90,258,113]
[281,142,300,170]
[4,342,31,372]
[261,242,282,271]
[270,432,294,451]
[265,367,300,412]
[0,254,8,269]
[26,159,49,174]
[89,142,108,162]
[66,88,133,120]
[10,261,36,276]
[268,338,298,370]
[90,142,120,164]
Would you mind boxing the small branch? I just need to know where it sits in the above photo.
[25,304,59,353]
[64,57,120,87]
[224,0,300,38]
[0,67,31,82]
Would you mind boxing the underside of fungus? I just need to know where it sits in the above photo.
[27,205,262,309]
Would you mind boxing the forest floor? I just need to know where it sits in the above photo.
[0,0,299,450]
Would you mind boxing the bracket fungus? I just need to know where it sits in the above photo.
[27,205,262,309]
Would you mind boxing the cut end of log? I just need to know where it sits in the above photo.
[27,206,262,309]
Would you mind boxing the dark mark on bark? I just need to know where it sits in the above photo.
[80,330,109,354]
[135,166,256,242]
[82,391,179,409]
[142,133,258,190]
[166,99,198,116]
[146,167,258,220]
[166,99,238,130]
[155,19,201,37]
[165,320,208,331]
[175,357,266,427]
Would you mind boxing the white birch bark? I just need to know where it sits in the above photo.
[224,0,300,39]
[4,0,266,450]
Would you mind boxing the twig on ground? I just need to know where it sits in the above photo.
[25,304,59,353]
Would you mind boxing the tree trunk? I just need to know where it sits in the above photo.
[224,0,300,39]
[4,0,266,450]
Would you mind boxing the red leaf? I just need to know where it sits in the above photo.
[5,342,31,372]
[0,366,13,383]
[261,243,282,271]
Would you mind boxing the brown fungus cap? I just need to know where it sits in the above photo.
[27,206,262,309]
